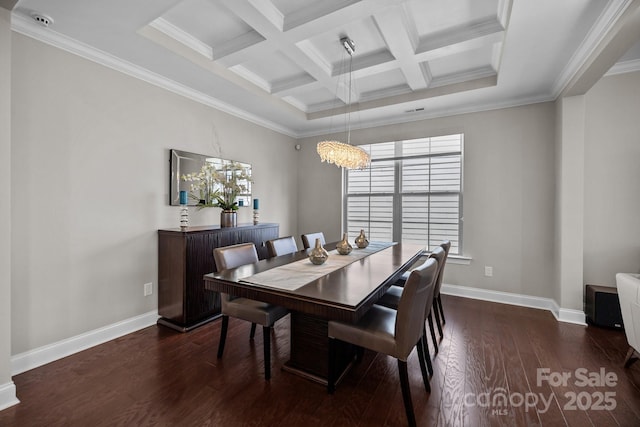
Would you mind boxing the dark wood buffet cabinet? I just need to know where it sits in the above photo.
[157,223,279,331]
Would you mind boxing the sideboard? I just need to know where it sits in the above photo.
[157,223,279,331]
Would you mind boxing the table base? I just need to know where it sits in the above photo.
[284,312,355,384]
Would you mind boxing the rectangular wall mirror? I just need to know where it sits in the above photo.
[169,149,252,207]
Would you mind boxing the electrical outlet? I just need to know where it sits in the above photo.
[144,282,153,296]
[484,266,493,277]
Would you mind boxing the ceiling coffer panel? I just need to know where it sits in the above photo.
[232,50,316,93]
[161,0,266,59]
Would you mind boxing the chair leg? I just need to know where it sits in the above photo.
[355,345,364,363]
[328,338,337,394]
[416,340,431,392]
[421,331,433,376]
[398,360,418,427]
[427,312,439,354]
[624,346,639,368]
[217,315,229,359]
[438,294,446,325]
[250,323,257,339]
[433,300,443,340]
[263,326,271,380]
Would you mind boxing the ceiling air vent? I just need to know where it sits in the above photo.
[31,13,54,27]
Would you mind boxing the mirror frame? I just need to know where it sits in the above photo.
[169,149,252,207]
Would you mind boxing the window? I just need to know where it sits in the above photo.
[344,134,463,254]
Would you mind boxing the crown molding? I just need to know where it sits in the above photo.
[10,12,298,138]
[149,17,212,60]
[271,73,317,94]
[552,0,635,97]
[429,66,497,89]
[13,10,557,141]
[11,5,632,142]
[605,58,640,75]
[230,64,272,92]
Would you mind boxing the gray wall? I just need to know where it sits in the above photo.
[584,71,640,285]
[10,34,298,354]
[298,102,558,300]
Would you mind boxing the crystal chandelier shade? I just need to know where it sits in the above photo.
[317,140,370,169]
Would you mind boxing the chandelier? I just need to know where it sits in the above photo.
[317,37,370,170]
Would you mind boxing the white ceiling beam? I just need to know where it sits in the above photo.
[416,15,504,55]
[247,0,284,31]
[415,31,504,63]
[373,8,430,90]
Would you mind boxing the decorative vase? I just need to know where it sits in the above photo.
[220,210,237,227]
[336,233,353,255]
[309,238,329,265]
[180,205,189,230]
[355,229,369,248]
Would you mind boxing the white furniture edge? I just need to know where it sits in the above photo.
[441,283,587,325]
[11,311,159,376]
[0,382,19,411]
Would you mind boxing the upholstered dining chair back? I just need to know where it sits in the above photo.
[437,240,451,290]
[214,242,259,272]
[266,236,299,258]
[301,232,326,250]
[429,246,447,297]
[394,257,439,359]
[440,240,451,257]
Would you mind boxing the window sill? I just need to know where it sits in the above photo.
[448,255,472,265]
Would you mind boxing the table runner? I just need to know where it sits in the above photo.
[240,241,394,291]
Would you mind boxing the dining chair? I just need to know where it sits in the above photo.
[433,240,451,335]
[327,257,438,427]
[213,242,289,380]
[301,232,326,250]
[266,236,299,258]
[376,246,446,363]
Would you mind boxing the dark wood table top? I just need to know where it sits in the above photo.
[203,242,425,322]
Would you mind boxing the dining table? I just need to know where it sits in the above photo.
[203,241,425,384]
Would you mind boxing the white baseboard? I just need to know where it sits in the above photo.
[11,311,159,375]
[0,381,19,411]
[7,285,587,377]
[555,306,588,325]
[441,284,587,326]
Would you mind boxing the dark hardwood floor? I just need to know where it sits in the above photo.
[2,295,640,426]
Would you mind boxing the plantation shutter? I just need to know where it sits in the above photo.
[344,135,462,254]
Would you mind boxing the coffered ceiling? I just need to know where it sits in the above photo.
[10,0,640,137]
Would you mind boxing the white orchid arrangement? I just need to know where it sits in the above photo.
[182,161,251,211]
